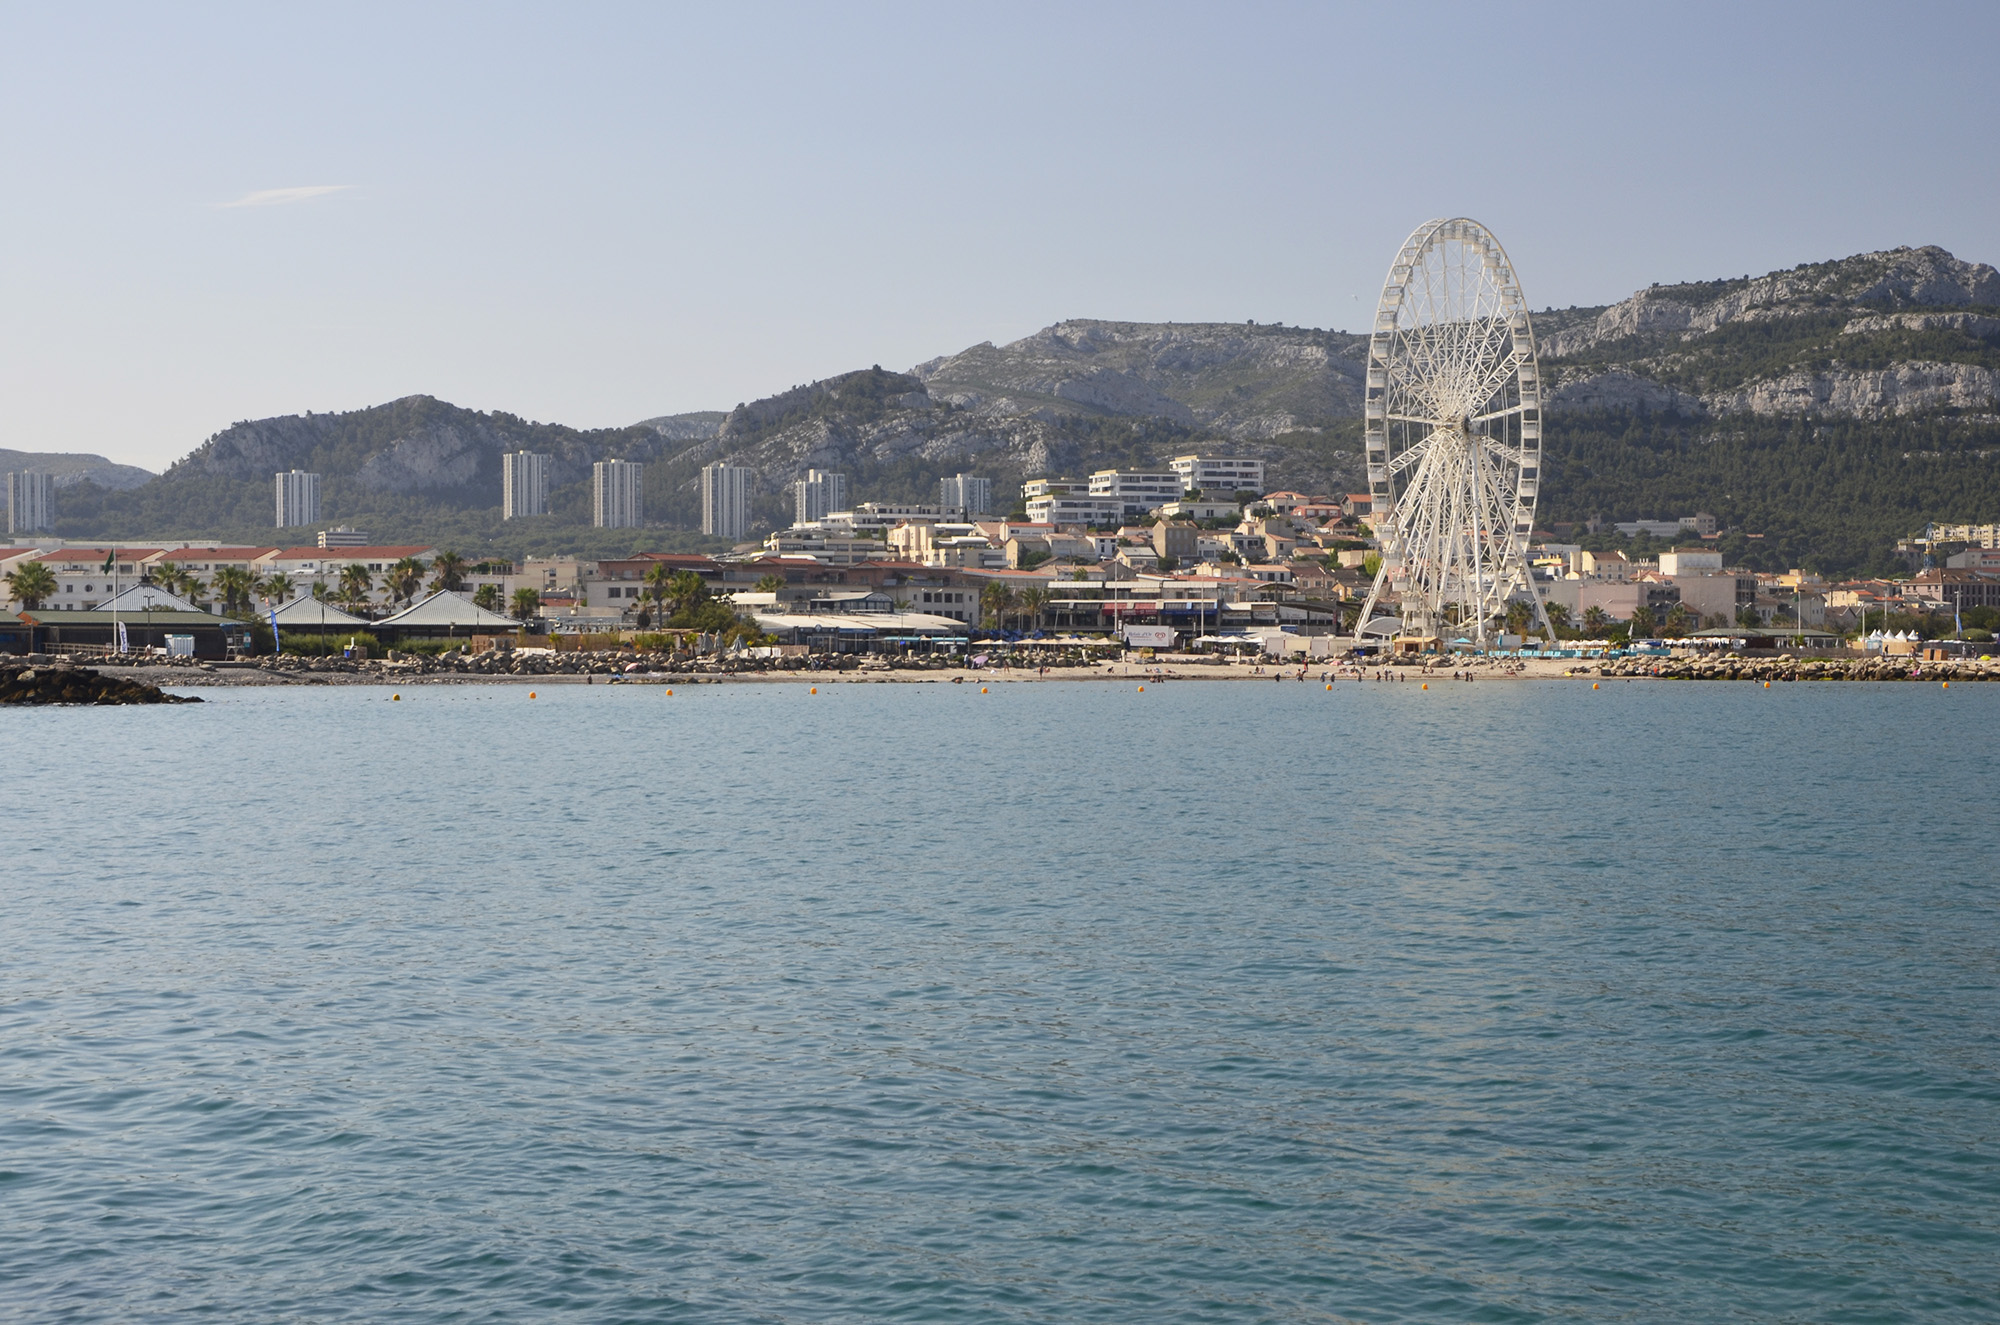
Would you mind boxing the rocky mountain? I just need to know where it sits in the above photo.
[40,243,2000,571]
[0,447,153,491]
[1541,245,2000,419]
[1531,245,2000,572]
[915,319,1368,439]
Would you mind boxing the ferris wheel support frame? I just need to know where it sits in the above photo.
[1353,218,1555,653]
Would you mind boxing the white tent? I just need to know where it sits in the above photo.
[92,584,203,614]
[270,595,375,630]
[371,590,520,634]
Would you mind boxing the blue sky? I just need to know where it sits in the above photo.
[3,1,1996,471]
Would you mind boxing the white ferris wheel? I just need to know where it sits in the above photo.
[1354,218,1553,649]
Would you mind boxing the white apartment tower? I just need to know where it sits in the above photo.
[276,469,320,527]
[701,462,753,539]
[6,471,55,534]
[792,469,847,525]
[592,459,644,528]
[502,451,551,519]
[938,473,992,517]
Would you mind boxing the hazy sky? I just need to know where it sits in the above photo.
[3,1,1996,471]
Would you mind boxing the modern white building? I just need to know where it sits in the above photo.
[937,473,992,517]
[792,469,847,525]
[761,530,887,565]
[1088,469,1183,516]
[275,470,320,527]
[1170,455,1265,496]
[502,451,551,519]
[593,459,644,529]
[1025,493,1124,526]
[317,526,370,548]
[6,471,55,534]
[700,462,752,538]
[818,502,951,535]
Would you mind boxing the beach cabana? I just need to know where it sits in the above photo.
[369,591,520,643]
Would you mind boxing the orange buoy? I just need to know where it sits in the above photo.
[529,691,536,698]
[1137,685,1145,692]
[980,686,988,693]
[810,686,818,694]
[392,694,400,701]
[1942,680,1949,689]
[1764,681,1771,688]
[665,688,673,695]
[1420,682,1428,690]
[1325,683,1333,690]
[1591,682,1599,690]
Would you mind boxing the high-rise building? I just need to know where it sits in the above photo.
[502,451,551,519]
[592,459,644,528]
[937,473,992,517]
[701,463,753,539]
[6,471,55,535]
[792,469,847,525]
[276,470,320,527]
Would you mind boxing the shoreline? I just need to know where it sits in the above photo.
[76,654,1999,688]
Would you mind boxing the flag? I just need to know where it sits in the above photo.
[117,620,129,654]
[103,550,115,575]
[270,607,282,656]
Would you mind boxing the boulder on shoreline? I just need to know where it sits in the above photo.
[0,663,201,705]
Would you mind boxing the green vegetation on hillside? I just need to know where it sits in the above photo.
[1542,410,2000,574]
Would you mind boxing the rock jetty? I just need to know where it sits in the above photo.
[1,661,201,705]
[1585,654,1997,682]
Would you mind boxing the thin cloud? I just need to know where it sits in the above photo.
[219,185,352,209]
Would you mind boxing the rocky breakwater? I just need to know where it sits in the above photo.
[249,646,1021,682]
[1585,654,1999,683]
[1,660,201,705]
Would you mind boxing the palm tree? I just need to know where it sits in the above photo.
[753,574,785,594]
[1663,602,1694,638]
[5,561,57,610]
[384,557,426,607]
[665,570,707,622]
[643,561,676,623]
[1545,601,1571,631]
[257,573,294,605]
[1629,605,1659,639]
[427,551,468,594]
[151,561,200,601]
[472,584,503,613]
[338,564,374,615]
[1017,587,1048,633]
[510,587,542,622]
[980,581,1016,630]
[1504,599,1532,637]
[210,566,257,618]
[1581,605,1609,637]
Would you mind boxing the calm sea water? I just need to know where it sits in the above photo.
[3,678,1997,1323]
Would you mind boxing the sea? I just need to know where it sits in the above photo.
[3,678,1996,1323]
